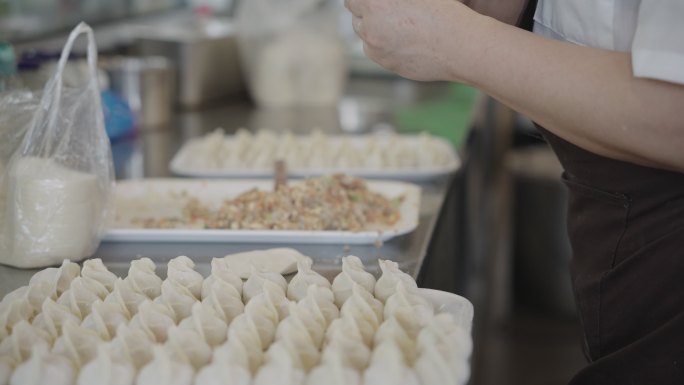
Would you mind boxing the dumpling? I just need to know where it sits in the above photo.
[53,260,82,295]
[0,288,32,338]
[178,302,227,347]
[81,258,118,292]
[9,345,75,385]
[56,276,108,318]
[0,358,10,385]
[164,326,212,370]
[25,281,55,315]
[265,336,320,372]
[136,345,194,385]
[321,331,371,372]
[363,339,419,385]
[201,280,244,325]
[32,298,81,339]
[78,343,135,385]
[287,259,330,302]
[81,300,129,341]
[194,347,251,385]
[245,280,290,326]
[104,279,147,319]
[243,266,287,303]
[0,287,29,310]
[220,330,263,374]
[201,128,226,167]
[28,259,80,298]
[211,339,250,373]
[364,141,385,169]
[51,321,101,368]
[254,344,306,385]
[229,312,276,351]
[417,313,472,359]
[339,283,384,331]
[374,259,418,303]
[196,362,250,385]
[166,256,204,300]
[200,258,243,300]
[276,302,325,349]
[110,323,154,370]
[0,321,52,366]
[331,256,376,307]
[374,316,417,364]
[306,348,362,385]
[157,279,197,322]
[326,312,374,347]
[414,341,470,385]
[384,306,423,340]
[298,285,339,326]
[128,300,176,343]
[124,258,162,299]
[384,281,433,325]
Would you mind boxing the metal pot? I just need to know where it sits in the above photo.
[101,56,175,128]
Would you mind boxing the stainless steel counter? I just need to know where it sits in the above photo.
[0,77,462,295]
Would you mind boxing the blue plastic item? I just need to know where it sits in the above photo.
[0,42,17,92]
[101,89,135,140]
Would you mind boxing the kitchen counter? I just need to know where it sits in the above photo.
[0,76,469,295]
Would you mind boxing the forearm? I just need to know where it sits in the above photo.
[457,15,684,171]
[347,0,684,171]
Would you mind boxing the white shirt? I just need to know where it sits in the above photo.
[533,0,684,85]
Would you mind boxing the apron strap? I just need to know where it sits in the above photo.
[517,0,538,31]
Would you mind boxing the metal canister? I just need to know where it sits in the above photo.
[101,56,175,128]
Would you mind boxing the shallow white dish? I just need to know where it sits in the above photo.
[104,179,421,244]
[420,288,474,334]
[169,135,460,182]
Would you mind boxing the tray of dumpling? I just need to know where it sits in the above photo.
[169,129,461,182]
[105,174,420,244]
[0,255,473,385]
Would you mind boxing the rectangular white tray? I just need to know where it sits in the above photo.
[104,179,421,244]
[169,135,460,182]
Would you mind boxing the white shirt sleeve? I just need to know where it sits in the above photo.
[631,0,684,85]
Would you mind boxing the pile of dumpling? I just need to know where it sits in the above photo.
[187,129,458,172]
[0,255,472,385]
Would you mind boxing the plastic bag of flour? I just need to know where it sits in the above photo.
[235,0,347,108]
[0,23,114,268]
[0,90,38,171]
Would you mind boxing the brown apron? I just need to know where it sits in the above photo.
[538,126,684,385]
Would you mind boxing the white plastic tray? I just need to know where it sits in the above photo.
[420,288,474,334]
[104,179,421,244]
[421,288,474,385]
[169,135,460,182]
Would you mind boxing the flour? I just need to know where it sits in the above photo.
[0,157,102,268]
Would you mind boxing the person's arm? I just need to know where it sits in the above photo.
[466,18,684,171]
[347,0,684,171]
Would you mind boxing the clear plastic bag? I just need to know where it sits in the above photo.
[0,90,40,171]
[235,0,347,108]
[0,23,115,268]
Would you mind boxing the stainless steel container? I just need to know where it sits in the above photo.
[101,56,175,128]
[132,18,243,109]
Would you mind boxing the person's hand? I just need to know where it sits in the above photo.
[345,0,481,82]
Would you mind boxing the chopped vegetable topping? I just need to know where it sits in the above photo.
[134,175,402,232]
